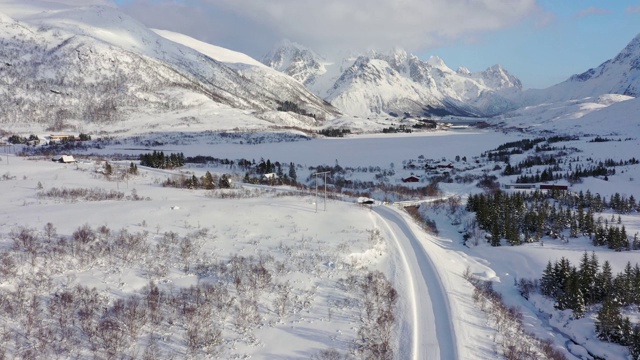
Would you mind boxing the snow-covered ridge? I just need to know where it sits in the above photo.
[263,42,523,118]
[0,1,338,130]
[522,33,640,105]
[152,29,266,69]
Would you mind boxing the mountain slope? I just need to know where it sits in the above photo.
[0,1,338,130]
[524,33,640,105]
[263,43,523,118]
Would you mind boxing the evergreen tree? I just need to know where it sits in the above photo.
[104,161,113,176]
[540,261,556,297]
[128,162,138,175]
[629,325,640,360]
[597,261,614,303]
[595,297,624,343]
[218,174,231,189]
[288,162,297,183]
[201,171,215,190]
[578,251,598,305]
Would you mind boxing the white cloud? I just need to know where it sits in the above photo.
[626,6,640,14]
[120,0,542,57]
[575,6,611,18]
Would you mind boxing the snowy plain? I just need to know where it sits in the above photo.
[2,123,639,359]
[1,1,640,358]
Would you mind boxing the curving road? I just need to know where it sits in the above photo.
[373,205,458,360]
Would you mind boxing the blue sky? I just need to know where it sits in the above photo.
[115,0,640,89]
[432,1,640,88]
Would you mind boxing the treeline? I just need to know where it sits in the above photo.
[466,190,639,248]
[276,100,316,118]
[139,151,184,169]
[382,125,412,133]
[484,136,579,163]
[318,128,350,137]
[514,164,617,183]
[530,254,640,358]
[502,155,558,176]
[163,171,231,190]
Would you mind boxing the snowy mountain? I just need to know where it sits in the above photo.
[524,33,640,105]
[486,32,640,134]
[263,42,523,118]
[261,39,327,89]
[0,1,338,131]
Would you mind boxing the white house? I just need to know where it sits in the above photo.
[261,173,278,181]
[52,155,76,163]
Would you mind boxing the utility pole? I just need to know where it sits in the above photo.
[313,171,331,212]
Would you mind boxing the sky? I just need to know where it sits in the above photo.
[112,0,640,89]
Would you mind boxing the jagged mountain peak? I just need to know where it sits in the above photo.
[262,42,524,117]
[426,56,452,72]
[457,66,471,75]
[261,39,327,87]
[478,64,522,90]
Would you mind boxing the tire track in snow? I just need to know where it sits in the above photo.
[374,205,458,360]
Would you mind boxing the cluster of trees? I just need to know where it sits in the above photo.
[589,136,617,143]
[163,171,231,190]
[317,128,351,137]
[513,164,620,184]
[603,157,640,166]
[514,166,562,183]
[484,136,580,164]
[139,151,185,169]
[8,133,92,145]
[502,155,558,176]
[7,134,38,144]
[535,254,640,358]
[484,138,547,162]
[382,125,412,134]
[242,160,298,185]
[276,100,316,118]
[465,190,637,248]
[412,119,438,129]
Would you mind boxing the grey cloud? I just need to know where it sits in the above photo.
[119,0,542,58]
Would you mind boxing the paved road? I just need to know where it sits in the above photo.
[374,205,458,360]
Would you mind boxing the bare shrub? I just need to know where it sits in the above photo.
[186,324,222,357]
[311,348,344,360]
[465,272,568,360]
[73,224,96,244]
[42,222,57,242]
[344,271,398,360]
[38,187,126,201]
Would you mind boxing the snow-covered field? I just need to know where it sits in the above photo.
[1,126,639,359]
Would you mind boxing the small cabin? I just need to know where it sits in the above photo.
[52,155,76,163]
[402,176,420,183]
[262,173,278,181]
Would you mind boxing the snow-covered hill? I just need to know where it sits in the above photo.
[490,94,639,135]
[523,33,640,105]
[263,43,523,118]
[0,1,338,131]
